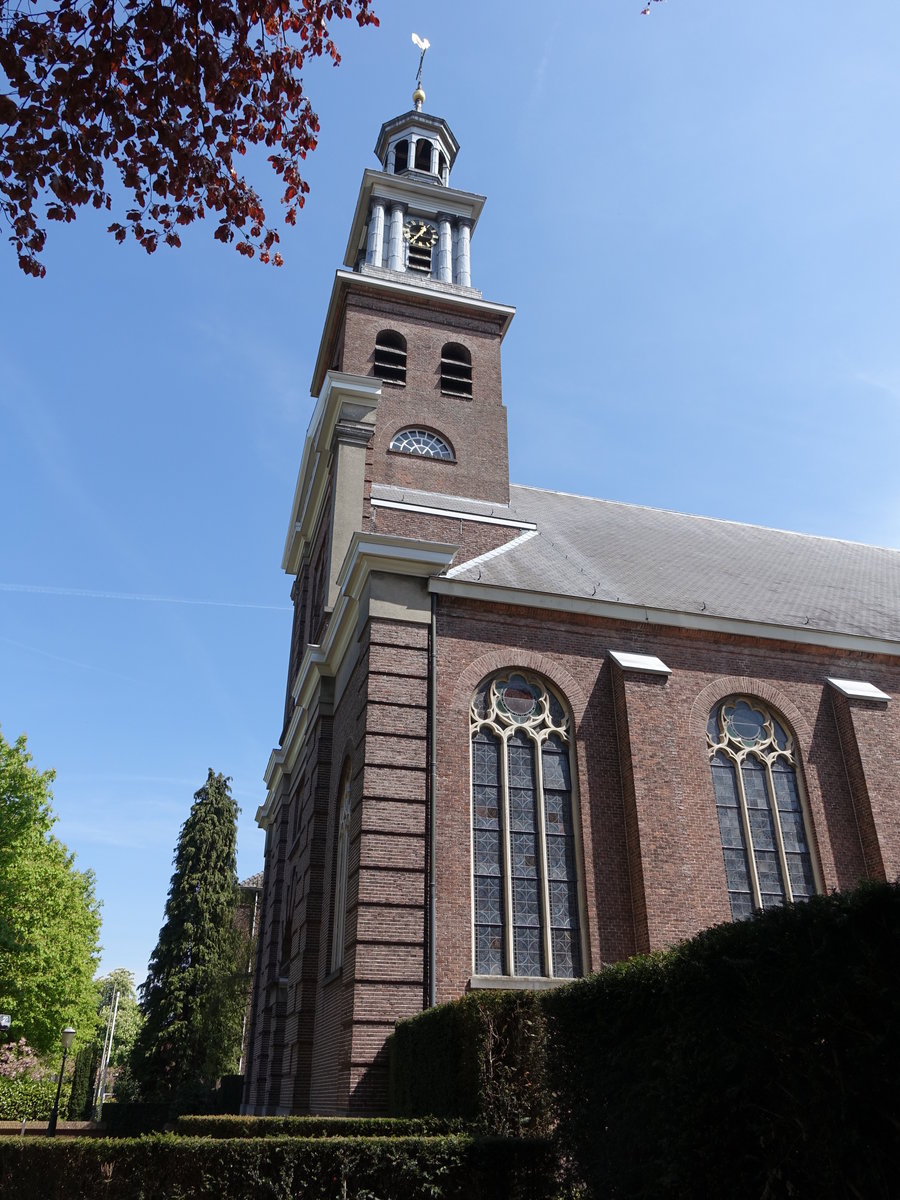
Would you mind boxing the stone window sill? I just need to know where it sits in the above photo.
[467,975,570,992]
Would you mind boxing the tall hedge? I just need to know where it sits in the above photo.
[543,881,900,1199]
[389,882,900,1199]
[0,1133,556,1200]
[389,989,550,1135]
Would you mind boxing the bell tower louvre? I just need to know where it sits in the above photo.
[243,64,900,1119]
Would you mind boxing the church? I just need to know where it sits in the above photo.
[241,84,900,1116]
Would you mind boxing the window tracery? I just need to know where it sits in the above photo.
[471,672,582,980]
[707,697,817,920]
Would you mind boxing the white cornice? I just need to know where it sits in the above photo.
[428,578,900,659]
[370,497,535,530]
[281,371,381,575]
[257,533,456,828]
[311,270,516,398]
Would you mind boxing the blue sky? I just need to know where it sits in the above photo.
[3,1,900,986]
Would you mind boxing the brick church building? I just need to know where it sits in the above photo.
[242,89,900,1115]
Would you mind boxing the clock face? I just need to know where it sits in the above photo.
[403,219,438,249]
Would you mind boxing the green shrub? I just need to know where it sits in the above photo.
[175,1114,469,1138]
[0,1076,57,1120]
[389,989,550,1135]
[543,881,900,1199]
[0,1133,556,1199]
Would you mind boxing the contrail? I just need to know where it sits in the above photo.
[0,583,290,611]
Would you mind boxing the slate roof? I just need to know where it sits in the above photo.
[240,871,265,890]
[373,482,900,644]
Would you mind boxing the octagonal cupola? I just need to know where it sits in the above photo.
[374,108,459,188]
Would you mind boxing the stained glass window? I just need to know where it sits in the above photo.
[470,672,582,979]
[389,428,454,461]
[708,697,817,920]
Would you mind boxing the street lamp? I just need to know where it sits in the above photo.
[46,1026,75,1137]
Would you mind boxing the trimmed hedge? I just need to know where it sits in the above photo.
[175,1115,469,1138]
[389,989,550,1135]
[544,881,900,1199]
[0,1076,57,1121]
[0,1133,557,1199]
[390,882,900,1199]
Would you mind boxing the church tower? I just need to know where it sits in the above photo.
[244,82,527,1116]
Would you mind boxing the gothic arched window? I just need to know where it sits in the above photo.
[708,697,817,921]
[330,768,352,972]
[389,428,454,461]
[471,672,583,980]
[374,330,407,386]
[440,342,473,398]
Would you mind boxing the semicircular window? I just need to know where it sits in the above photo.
[389,428,454,461]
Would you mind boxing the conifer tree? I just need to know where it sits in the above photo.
[130,771,248,1100]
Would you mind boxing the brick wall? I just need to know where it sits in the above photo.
[338,289,510,504]
[431,594,900,996]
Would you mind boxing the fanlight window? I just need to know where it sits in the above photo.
[389,428,454,461]
[708,697,817,921]
[374,330,407,386]
[330,771,351,972]
[471,672,582,980]
[440,342,473,398]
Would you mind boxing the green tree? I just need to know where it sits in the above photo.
[96,969,143,1070]
[130,770,248,1100]
[0,730,102,1055]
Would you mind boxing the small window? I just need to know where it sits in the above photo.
[390,428,454,461]
[415,138,432,172]
[440,342,473,398]
[438,151,447,181]
[374,330,406,386]
[393,139,409,173]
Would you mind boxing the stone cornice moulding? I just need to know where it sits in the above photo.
[429,578,900,659]
[281,371,382,575]
[258,533,456,827]
[311,270,516,398]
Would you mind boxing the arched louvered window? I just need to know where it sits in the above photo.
[708,697,818,920]
[471,672,583,980]
[330,768,351,972]
[374,330,406,386]
[389,428,454,461]
[440,342,472,398]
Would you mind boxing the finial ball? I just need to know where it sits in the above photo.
[413,86,426,110]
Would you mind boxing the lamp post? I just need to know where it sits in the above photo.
[46,1026,75,1137]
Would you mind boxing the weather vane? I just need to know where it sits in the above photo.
[411,32,430,109]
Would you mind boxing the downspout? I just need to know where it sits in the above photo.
[427,592,438,1008]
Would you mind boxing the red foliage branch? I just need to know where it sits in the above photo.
[0,0,378,276]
